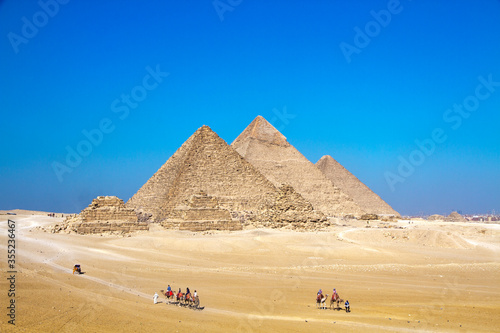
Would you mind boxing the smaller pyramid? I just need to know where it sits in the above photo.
[445,211,466,222]
[316,155,399,216]
[63,196,148,234]
[162,191,243,231]
[428,214,445,221]
[269,185,325,227]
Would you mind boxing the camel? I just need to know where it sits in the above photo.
[178,293,194,306]
[186,295,200,307]
[184,294,193,305]
[160,289,175,301]
[316,294,328,309]
[330,293,344,310]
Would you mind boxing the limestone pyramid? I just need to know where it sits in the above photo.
[427,214,445,221]
[231,116,364,217]
[316,155,399,216]
[445,211,467,222]
[162,190,243,231]
[63,196,148,234]
[126,125,324,229]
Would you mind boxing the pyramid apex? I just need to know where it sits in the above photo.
[232,115,289,147]
[193,125,219,137]
[199,124,212,131]
[318,155,335,162]
[316,155,347,172]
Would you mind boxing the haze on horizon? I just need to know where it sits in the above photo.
[0,0,499,216]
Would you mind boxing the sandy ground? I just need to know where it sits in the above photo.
[1,213,499,332]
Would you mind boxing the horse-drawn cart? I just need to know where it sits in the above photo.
[73,264,82,274]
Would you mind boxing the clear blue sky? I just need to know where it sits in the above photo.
[1,0,499,216]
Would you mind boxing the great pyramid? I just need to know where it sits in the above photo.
[316,155,399,216]
[231,116,364,217]
[126,125,324,230]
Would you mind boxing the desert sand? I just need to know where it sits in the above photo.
[1,213,499,332]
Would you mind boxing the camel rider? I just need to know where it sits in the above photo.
[194,290,197,298]
[166,285,172,297]
[333,288,338,300]
[317,289,323,301]
[186,287,191,299]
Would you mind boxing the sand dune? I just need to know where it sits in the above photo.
[1,215,499,332]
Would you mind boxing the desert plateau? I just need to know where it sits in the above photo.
[1,211,499,332]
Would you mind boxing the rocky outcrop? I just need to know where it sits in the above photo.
[427,214,445,221]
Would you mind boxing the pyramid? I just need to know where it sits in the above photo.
[231,116,364,217]
[162,191,243,231]
[445,211,466,222]
[126,125,324,229]
[427,214,444,221]
[63,196,148,234]
[316,155,399,216]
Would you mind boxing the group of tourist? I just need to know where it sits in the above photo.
[317,288,350,312]
[154,285,198,304]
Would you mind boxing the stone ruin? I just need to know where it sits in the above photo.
[360,213,379,220]
[427,212,467,222]
[61,196,148,234]
[161,191,243,231]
